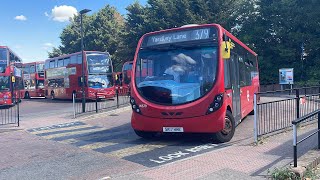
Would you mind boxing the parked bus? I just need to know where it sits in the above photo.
[20,61,45,98]
[130,24,259,142]
[122,61,133,87]
[44,51,115,100]
[113,61,133,96]
[0,46,23,105]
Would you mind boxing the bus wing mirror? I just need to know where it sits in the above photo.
[221,41,231,59]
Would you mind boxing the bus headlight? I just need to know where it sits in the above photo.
[130,97,142,114]
[206,93,223,114]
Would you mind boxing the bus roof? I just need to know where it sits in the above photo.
[0,45,23,62]
[140,23,257,56]
[44,51,109,62]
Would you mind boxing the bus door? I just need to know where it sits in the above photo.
[230,53,241,123]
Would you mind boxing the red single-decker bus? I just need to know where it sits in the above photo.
[130,24,259,142]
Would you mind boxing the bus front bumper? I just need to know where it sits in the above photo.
[131,111,225,133]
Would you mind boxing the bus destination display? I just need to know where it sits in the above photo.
[145,28,214,46]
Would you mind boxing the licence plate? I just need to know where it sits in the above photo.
[163,127,184,132]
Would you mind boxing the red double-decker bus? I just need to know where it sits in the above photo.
[20,61,45,98]
[130,24,259,142]
[0,46,23,106]
[44,51,115,100]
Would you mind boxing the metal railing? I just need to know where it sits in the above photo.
[254,86,320,142]
[73,89,130,118]
[0,98,20,126]
[292,109,320,167]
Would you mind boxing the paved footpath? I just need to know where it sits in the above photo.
[0,107,318,180]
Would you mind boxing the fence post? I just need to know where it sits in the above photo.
[254,93,258,144]
[95,92,98,113]
[318,112,320,149]
[296,89,300,119]
[116,88,119,108]
[293,124,298,167]
[17,92,20,127]
[73,93,76,118]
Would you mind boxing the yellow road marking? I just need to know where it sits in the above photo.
[42,127,106,139]
[109,142,173,158]
[79,142,117,150]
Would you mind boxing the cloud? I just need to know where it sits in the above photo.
[50,5,78,22]
[43,43,54,50]
[14,15,27,21]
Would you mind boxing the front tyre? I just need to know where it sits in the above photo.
[212,110,235,143]
[134,130,155,139]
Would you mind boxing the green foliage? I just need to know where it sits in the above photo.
[47,47,63,58]
[49,0,320,83]
[268,167,299,180]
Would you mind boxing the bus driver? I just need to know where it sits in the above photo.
[164,53,196,83]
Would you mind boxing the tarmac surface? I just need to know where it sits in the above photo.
[0,102,319,180]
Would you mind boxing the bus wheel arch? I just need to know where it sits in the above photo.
[24,91,30,99]
[134,130,156,139]
[212,110,235,143]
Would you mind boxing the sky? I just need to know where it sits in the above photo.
[0,0,147,63]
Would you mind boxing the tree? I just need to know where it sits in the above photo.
[47,47,63,58]
[237,0,320,84]
[48,5,124,67]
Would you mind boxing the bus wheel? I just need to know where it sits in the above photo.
[212,110,235,143]
[134,130,155,139]
[25,92,30,99]
[51,92,55,100]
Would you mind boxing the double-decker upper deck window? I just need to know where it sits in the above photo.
[58,59,64,67]
[49,60,55,68]
[0,48,7,60]
[30,65,36,73]
[36,63,44,72]
[87,53,112,74]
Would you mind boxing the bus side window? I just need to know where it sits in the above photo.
[58,59,64,67]
[64,58,70,66]
[77,55,82,64]
[49,60,55,68]
[224,60,231,89]
[45,61,49,69]
[70,55,77,64]
[238,55,247,87]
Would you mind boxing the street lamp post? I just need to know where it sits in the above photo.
[80,9,91,113]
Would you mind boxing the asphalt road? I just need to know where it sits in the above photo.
[19,98,75,120]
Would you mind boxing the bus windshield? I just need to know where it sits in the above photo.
[0,76,10,91]
[88,74,113,89]
[37,80,44,88]
[87,53,112,73]
[135,46,218,105]
[36,63,44,72]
